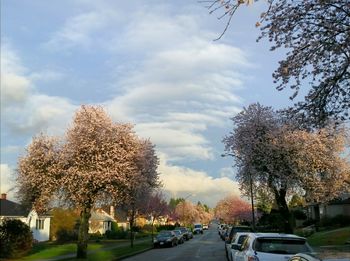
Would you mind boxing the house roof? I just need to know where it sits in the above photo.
[90,209,115,222]
[329,197,350,205]
[0,199,28,217]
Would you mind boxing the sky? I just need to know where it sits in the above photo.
[1,0,297,207]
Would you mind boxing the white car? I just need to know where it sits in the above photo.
[193,223,203,234]
[228,232,250,261]
[289,253,350,261]
[233,233,313,261]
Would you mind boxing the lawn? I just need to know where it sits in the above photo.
[307,226,350,246]
[20,239,147,261]
[64,241,152,261]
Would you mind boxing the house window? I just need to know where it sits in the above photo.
[36,219,44,230]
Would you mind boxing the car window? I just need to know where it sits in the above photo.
[237,235,248,245]
[159,231,172,236]
[253,238,310,254]
[240,237,250,251]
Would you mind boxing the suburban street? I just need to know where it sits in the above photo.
[124,224,226,261]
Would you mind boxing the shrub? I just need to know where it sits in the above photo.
[89,231,103,240]
[0,219,33,258]
[320,215,350,228]
[292,209,307,220]
[105,225,127,239]
[56,228,78,243]
[156,225,175,232]
[302,218,317,227]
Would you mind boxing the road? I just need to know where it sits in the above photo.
[123,224,226,261]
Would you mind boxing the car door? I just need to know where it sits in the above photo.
[233,236,250,261]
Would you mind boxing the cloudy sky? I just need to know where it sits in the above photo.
[1,0,296,207]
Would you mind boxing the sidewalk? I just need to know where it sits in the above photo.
[35,238,152,261]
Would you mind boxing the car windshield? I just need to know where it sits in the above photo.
[158,231,172,237]
[194,224,202,228]
[254,238,310,254]
[173,230,181,235]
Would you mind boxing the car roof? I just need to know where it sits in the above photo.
[249,232,306,240]
[235,232,251,236]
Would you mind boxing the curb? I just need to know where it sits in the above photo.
[114,246,153,260]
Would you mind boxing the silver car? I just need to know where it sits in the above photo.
[233,233,313,261]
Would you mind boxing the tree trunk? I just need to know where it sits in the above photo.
[130,206,135,248]
[77,205,91,259]
[151,217,155,243]
[273,187,293,234]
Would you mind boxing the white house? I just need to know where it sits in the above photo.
[0,193,51,242]
[89,208,115,235]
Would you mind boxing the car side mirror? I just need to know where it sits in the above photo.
[231,244,241,250]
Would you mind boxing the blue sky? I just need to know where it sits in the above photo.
[1,0,297,207]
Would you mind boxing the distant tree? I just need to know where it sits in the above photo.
[255,188,273,214]
[223,103,350,233]
[175,201,198,225]
[121,139,160,247]
[215,195,251,224]
[50,208,80,242]
[140,191,168,242]
[288,195,306,209]
[204,0,350,126]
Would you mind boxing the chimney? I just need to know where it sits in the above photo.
[110,206,115,218]
[1,193,6,200]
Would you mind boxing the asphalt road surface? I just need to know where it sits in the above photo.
[123,224,226,261]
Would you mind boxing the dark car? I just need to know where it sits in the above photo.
[177,227,191,240]
[173,230,185,244]
[153,230,178,248]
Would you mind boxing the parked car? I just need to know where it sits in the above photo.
[187,229,194,239]
[203,224,209,230]
[228,232,250,261]
[153,230,178,248]
[289,253,350,261]
[219,224,230,239]
[221,225,232,240]
[173,230,185,244]
[177,227,190,240]
[193,223,203,234]
[224,226,253,258]
[233,233,313,261]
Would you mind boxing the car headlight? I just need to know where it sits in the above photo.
[166,238,172,242]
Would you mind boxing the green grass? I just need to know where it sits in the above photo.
[307,226,350,246]
[19,239,131,260]
[63,241,152,261]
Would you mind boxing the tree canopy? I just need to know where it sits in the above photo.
[16,105,160,258]
[205,0,350,126]
[223,103,350,232]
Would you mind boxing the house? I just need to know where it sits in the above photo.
[89,208,115,235]
[0,193,51,242]
[306,195,350,221]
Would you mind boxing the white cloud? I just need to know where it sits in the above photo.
[44,9,119,50]
[0,164,16,200]
[1,44,77,136]
[220,167,236,179]
[158,155,241,207]
[1,73,31,106]
[105,20,248,161]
